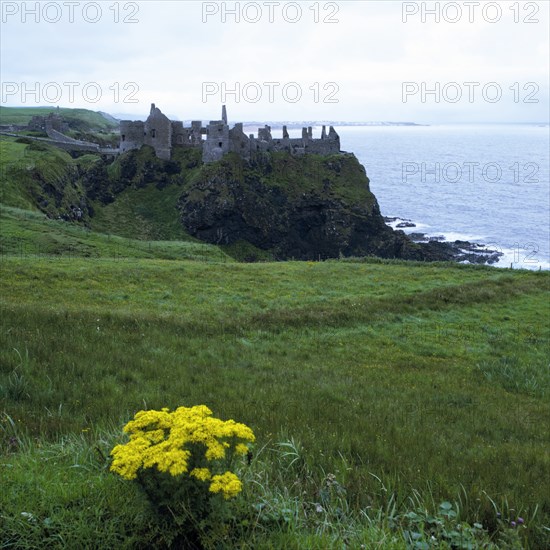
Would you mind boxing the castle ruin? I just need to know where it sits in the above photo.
[28,111,70,135]
[119,104,341,163]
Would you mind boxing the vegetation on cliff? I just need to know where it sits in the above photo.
[1,136,420,261]
[0,109,549,548]
[0,130,502,263]
[179,151,417,261]
[1,257,548,547]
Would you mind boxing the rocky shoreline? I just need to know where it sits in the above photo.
[384,217,504,265]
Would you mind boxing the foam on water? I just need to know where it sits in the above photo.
[494,246,550,271]
[340,124,550,270]
[384,216,547,270]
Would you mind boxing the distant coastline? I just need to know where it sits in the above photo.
[240,121,428,129]
[108,112,427,127]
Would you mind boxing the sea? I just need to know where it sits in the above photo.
[334,124,550,270]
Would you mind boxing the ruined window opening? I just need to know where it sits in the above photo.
[218,142,223,147]
[121,135,126,142]
[151,129,156,138]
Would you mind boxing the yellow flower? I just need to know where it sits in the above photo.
[209,472,242,499]
[110,405,254,493]
[235,443,250,456]
[190,468,212,482]
[205,441,226,461]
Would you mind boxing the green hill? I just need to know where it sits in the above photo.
[0,205,228,261]
[0,255,548,548]
[0,136,87,215]
[0,106,119,132]
[0,136,198,240]
[0,114,549,548]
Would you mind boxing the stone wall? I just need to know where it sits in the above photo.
[144,104,172,160]
[28,112,69,134]
[228,123,251,159]
[119,104,342,163]
[120,120,145,154]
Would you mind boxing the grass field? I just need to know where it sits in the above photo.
[0,106,118,132]
[0,205,227,261]
[1,111,549,546]
[1,250,549,547]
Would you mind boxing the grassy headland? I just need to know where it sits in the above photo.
[1,252,548,547]
[0,108,549,548]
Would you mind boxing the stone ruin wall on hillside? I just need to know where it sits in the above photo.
[119,104,341,163]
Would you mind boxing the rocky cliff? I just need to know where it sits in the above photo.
[178,151,434,261]
[5,136,499,264]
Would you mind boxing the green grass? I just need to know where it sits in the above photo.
[1,255,548,547]
[0,205,229,261]
[0,136,90,218]
[1,130,548,546]
[0,136,46,210]
[88,181,195,241]
[268,151,375,205]
[0,106,118,132]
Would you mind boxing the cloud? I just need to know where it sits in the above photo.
[1,0,548,122]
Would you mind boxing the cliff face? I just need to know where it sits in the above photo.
[7,138,494,263]
[179,152,423,261]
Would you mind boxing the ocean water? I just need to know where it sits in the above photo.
[336,124,550,270]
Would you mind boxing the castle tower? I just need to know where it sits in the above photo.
[120,103,344,163]
[203,108,230,162]
[144,104,172,160]
[119,120,145,153]
[327,126,341,153]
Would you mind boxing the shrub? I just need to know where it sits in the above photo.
[110,405,255,547]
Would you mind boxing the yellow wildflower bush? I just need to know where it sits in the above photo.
[209,472,243,499]
[110,405,254,500]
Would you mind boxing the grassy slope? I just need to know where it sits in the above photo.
[0,256,548,547]
[0,205,229,261]
[88,179,194,241]
[0,137,37,210]
[0,106,118,132]
[1,121,549,546]
[0,135,94,219]
[0,136,201,243]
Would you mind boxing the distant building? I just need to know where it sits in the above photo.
[119,104,341,163]
[28,111,70,135]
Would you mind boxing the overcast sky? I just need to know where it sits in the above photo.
[1,0,548,123]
